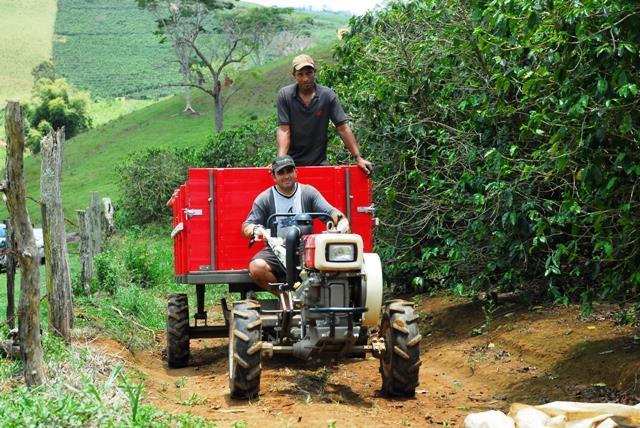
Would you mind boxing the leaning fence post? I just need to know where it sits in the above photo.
[90,192,102,254]
[4,219,16,330]
[40,128,73,343]
[76,209,92,296]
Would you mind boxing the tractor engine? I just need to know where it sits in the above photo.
[298,233,363,311]
[286,230,381,360]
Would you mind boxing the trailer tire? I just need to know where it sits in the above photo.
[379,299,422,397]
[167,293,190,368]
[229,300,262,399]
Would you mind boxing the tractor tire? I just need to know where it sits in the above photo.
[379,299,422,397]
[167,293,190,368]
[229,300,262,399]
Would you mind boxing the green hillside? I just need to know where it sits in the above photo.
[0,0,57,104]
[11,47,335,226]
[53,0,179,99]
[53,0,348,99]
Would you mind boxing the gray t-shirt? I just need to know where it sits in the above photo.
[243,183,335,235]
[277,83,348,166]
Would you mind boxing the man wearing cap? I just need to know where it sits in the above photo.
[242,155,350,292]
[276,54,373,175]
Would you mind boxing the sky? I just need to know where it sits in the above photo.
[245,0,383,16]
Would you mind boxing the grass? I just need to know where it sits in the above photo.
[89,97,160,128]
[0,0,57,142]
[53,0,180,99]
[0,0,57,105]
[0,333,217,427]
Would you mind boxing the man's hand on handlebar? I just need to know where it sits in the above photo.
[252,225,265,241]
[336,217,350,233]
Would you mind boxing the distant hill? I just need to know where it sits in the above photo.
[8,47,336,226]
[53,0,348,99]
[0,0,56,104]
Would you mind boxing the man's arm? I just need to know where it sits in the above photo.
[303,185,350,232]
[242,194,270,239]
[276,124,291,156]
[335,123,373,175]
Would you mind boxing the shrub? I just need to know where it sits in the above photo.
[93,228,174,293]
[116,147,200,227]
[198,115,347,167]
[324,0,640,304]
[198,116,277,167]
[94,248,130,294]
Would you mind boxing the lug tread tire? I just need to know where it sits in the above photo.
[380,300,422,397]
[229,300,262,400]
[167,294,190,368]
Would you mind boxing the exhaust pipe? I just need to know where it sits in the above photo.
[285,227,300,289]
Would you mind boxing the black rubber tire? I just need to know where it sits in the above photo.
[229,300,262,399]
[167,293,190,368]
[379,299,422,397]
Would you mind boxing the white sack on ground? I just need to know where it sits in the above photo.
[535,401,640,425]
[509,403,566,428]
[466,401,640,428]
[464,410,516,428]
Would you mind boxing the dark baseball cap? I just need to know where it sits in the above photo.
[271,155,296,173]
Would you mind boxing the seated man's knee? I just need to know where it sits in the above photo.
[249,258,270,276]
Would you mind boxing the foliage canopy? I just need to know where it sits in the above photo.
[324,0,640,304]
[24,78,92,153]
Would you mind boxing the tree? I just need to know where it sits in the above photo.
[31,60,55,81]
[139,1,294,131]
[245,7,298,66]
[188,6,295,131]
[137,0,235,114]
[116,147,199,226]
[24,78,92,153]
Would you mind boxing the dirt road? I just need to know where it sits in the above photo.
[93,295,640,427]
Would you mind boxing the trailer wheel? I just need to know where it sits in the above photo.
[379,300,422,397]
[167,293,190,368]
[229,300,262,399]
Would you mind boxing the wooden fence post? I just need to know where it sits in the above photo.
[102,197,115,237]
[3,100,46,386]
[4,220,16,330]
[90,192,102,254]
[40,128,73,343]
[76,209,92,296]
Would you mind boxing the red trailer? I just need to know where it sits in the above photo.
[168,165,375,338]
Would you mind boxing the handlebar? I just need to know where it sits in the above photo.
[265,212,333,226]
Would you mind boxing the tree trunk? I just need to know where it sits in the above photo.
[213,80,224,132]
[40,128,73,343]
[5,220,16,330]
[181,62,195,114]
[76,209,92,296]
[3,100,46,386]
